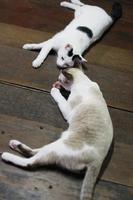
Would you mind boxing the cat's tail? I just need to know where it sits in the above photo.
[110,2,122,22]
[80,161,102,200]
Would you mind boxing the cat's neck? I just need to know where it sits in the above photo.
[71,74,92,92]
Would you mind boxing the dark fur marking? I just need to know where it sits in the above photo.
[18,144,32,157]
[68,49,73,57]
[77,26,93,38]
[111,2,122,21]
[72,55,81,61]
[72,55,88,70]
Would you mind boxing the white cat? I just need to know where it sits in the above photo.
[23,0,122,69]
[2,67,113,200]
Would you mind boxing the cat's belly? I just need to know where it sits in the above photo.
[65,8,112,38]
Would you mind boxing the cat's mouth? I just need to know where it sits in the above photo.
[57,64,71,69]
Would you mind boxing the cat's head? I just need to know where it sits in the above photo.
[56,44,87,68]
[54,68,83,91]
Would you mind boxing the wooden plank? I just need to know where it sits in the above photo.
[0,83,66,129]
[0,114,63,153]
[102,108,133,186]
[85,64,133,111]
[86,44,133,73]
[102,143,133,187]
[0,0,132,26]
[0,83,132,186]
[0,44,59,92]
[0,161,81,200]
[0,161,133,200]
[0,23,52,48]
[97,21,133,50]
[0,45,132,111]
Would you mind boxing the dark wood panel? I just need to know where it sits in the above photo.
[0,114,63,153]
[0,45,132,111]
[0,0,132,24]
[87,44,133,73]
[85,64,133,111]
[102,143,133,187]
[0,162,133,200]
[0,83,66,129]
[97,21,133,50]
[0,0,132,50]
[0,162,81,200]
[0,23,52,48]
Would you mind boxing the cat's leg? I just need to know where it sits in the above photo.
[2,139,87,171]
[1,152,36,167]
[60,1,80,10]
[61,1,84,18]
[23,41,47,50]
[71,0,84,6]
[51,87,70,121]
[31,39,53,68]
[1,140,60,168]
[9,140,41,157]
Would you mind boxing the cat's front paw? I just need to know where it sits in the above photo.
[51,87,60,99]
[32,59,42,68]
[23,44,32,50]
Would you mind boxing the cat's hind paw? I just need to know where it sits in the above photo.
[60,1,69,7]
[9,140,21,151]
[1,152,12,162]
[71,0,84,6]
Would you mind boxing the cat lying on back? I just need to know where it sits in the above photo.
[23,0,122,68]
[2,67,113,200]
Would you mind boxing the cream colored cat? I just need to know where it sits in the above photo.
[1,68,113,200]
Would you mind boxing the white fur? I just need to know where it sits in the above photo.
[23,0,113,68]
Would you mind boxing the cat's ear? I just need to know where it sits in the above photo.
[80,55,87,63]
[72,54,87,63]
[72,55,88,70]
[65,44,73,57]
[65,44,73,51]
[62,69,73,81]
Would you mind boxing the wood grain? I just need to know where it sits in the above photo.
[0,162,133,200]
[0,83,66,129]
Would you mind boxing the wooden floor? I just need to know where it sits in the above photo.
[0,0,133,199]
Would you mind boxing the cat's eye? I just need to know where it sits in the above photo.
[61,57,64,60]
